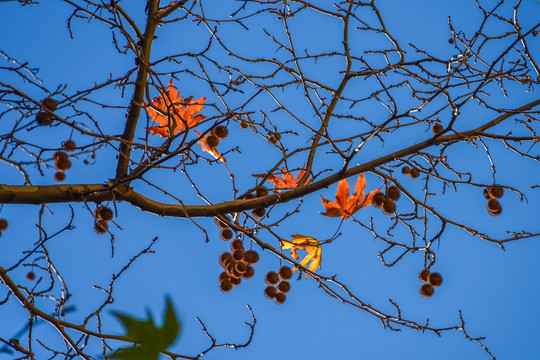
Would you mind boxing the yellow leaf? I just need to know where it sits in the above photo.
[281,234,321,278]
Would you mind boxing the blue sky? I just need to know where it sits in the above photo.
[1,1,540,359]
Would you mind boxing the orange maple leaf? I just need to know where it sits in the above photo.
[320,173,380,220]
[194,130,226,164]
[254,168,311,188]
[281,234,321,279]
[146,80,206,137]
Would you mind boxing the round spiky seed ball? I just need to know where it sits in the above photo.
[240,121,248,129]
[386,186,400,202]
[219,252,233,266]
[381,199,396,215]
[219,272,230,282]
[230,276,241,286]
[94,220,108,234]
[42,98,57,111]
[54,171,66,182]
[264,285,277,299]
[420,284,435,298]
[205,134,219,149]
[0,219,7,231]
[243,266,255,279]
[96,206,113,221]
[432,123,444,135]
[54,151,68,163]
[487,186,504,199]
[56,159,72,171]
[278,266,293,281]
[232,249,245,262]
[273,133,282,141]
[487,199,502,216]
[63,140,76,152]
[372,192,386,208]
[409,167,420,179]
[26,272,36,281]
[220,228,234,241]
[243,250,259,264]
[36,111,53,125]
[220,279,233,292]
[214,217,229,229]
[428,272,443,287]
[418,269,431,283]
[265,271,279,285]
[483,188,491,199]
[274,291,287,304]
[268,136,277,145]
[401,166,411,175]
[235,262,247,274]
[213,125,229,139]
[230,239,244,251]
[277,281,291,293]
[256,188,268,197]
[252,208,266,218]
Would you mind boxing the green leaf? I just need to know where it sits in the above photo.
[108,297,181,360]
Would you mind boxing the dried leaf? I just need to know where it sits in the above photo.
[281,234,321,278]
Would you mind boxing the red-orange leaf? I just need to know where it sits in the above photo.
[320,173,380,220]
[146,80,206,137]
[281,234,321,279]
[253,168,311,189]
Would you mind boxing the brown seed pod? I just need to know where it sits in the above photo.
[487,199,502,216]
[54,171,66,182]
[243,266,255,279]
[205,134,219,149]
[219,272,230,282]
[36,111,53,125]
[274,291,287,304]
[42,98,57,111]
[277,281,291,293]
[220,228,234,241]
[243,250,259,264]
[212,125,229,139]
[54,151,68,163]
[418,269,431,283]
[230,276,241,286]
[432,123,444,135]
[232,249,245,262]
[63,140,76,152]
[278,266,293,281]
[26,272,36,281]
[381,199,396,215]
[245,193,257,200]
[235,262,247,274]
[487,186,504,199]
[230,239,244,251]
[409,168,420,179]
[386,186,400,202]
[420,284,435,298]
[252,208,266,218]
[256,188,268,197]
[0,219,7,231]
[273,133,282,141]
[264,285,277,299]
[371,192,386,208]
[240,121,248,129]
[428,272,443,287]
[94,220,108,234]
[265,271,279,285]
[55,159,72,171]
[483,188,491,199]
[230,265,243,279]
[219,279,233,292]
[214,217,229,229]
[219,252,233,266]
[96,206,113,221]
[268,136,277,145]
[401,166,411,175]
